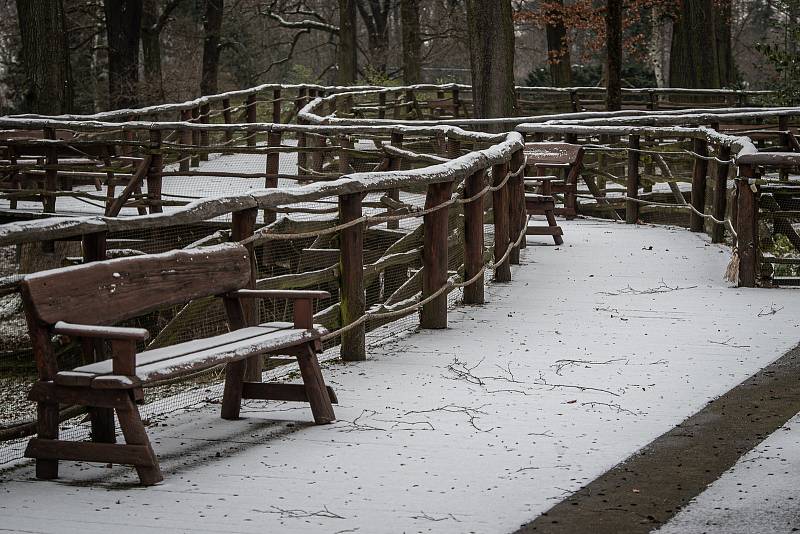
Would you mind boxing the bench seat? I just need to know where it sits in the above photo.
[54,322,327,388]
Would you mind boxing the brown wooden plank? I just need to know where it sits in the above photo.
[492,162,512,283]
[28,381,131,409]
[526,226,564,236]
[25,438,153,466]
[23,243,251,326]
[241,382,339,404]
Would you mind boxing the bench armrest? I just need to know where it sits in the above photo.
[53,321,150,341]
[226,289,331,301]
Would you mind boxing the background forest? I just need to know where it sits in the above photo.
[0,0,798,116]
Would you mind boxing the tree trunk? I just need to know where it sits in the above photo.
[104,0,143,109]
[15,0,72,114]
[141,0,164,104]
[201,0,224,95]
[715,0,734,87]
[605,0,622,111]
[401,0,422,84]
[338,0,358,85]
[648,5,672,88]
[669,0,720,88]
[465,0,517,123]
[545,0,571,86]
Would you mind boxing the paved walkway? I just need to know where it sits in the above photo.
[1,219,799,533]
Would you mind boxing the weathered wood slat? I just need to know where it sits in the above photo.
[25,438,154,466]
[23,243,251,325]
[242,382,339,404]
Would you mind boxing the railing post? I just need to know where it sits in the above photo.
[736,165,759,288]
[509,149,525,264]
[711,145,732,243]
[386,132,403,230]
[492,162,512,282]
[180,108,191,171]
[246,93,257,147]
[231,207,261,380]
[463,169,485,305]
[272,88,282,123]
[222,98,233,144]
[338,192,366,360]
[690,138,708,232]
[626,135,640,224]
[779,114,790,181]
[452,87,461,119]
[190,106,200,167]
[43,127,57,214]
[199,103,210,161]
[405,89,415,118]
[147,129,163,214]
[378,92,386,119]
[421,180,453,328]
[264,131,281,224]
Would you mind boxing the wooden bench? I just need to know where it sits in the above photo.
[524,194,563,245]
[523,142,585,219]
[20,242,337,485]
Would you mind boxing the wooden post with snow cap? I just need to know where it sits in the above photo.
[509,149,525,264]
[180,108,191,171]
[711,145,732,243]
[199,103,210,161]
[492,162,512,282]
[626,135,640,224]
[421,180,453,328]
[272,89,282,123]
[690,138,709,232]
[231,208,261,380]
[246,93,257,147]
[463,169,486,305]
[264,131,281,224]
[190,107,200,167]
[378,92,386,119]
[338,192,366,360]
[147,129,163,214]
[386,132,403,230]
[222,98,233,143]
[736,164,759,288]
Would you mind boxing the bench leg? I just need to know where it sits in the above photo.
[35,401,60,479]
[221,359,247,420]
[90,408,117,444]
[297,344,336,424]
[116,396,163,486]
[545,208,564,245]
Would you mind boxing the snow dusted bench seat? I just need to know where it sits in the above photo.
[19,242,337,485]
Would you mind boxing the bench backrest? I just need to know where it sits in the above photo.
[22,243,251,327]
[524,142,583,166]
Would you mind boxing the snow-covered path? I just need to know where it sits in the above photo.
[1,219,799,534]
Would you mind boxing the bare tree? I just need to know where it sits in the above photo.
[105,0,143,108]
[605,0,622,110]
[338,0,358,84]
[465,0,516,122]
[201,0,224,95]
[15,0,73,113]
[545,0,571,86]
[355,0,391,75]
[401,0,421,83]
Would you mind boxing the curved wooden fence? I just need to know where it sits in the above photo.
[0,82,794,463]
